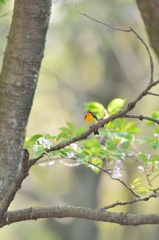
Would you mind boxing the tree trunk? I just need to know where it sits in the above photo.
[0,0,52,201]
[136,0,159,58]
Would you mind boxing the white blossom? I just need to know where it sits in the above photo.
[116,159,122,165]
[88,164,98,171]
[67,152,75,159]
[70,143,78,151]
[137,166,144,173]
[112,166,122,179]
[38,137,46,145]
[43,139,51,149]
[33,141,39,152]
[38,137,51,149]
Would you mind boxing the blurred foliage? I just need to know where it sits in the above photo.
[0,0,7,4]
[1,0,159,240]
[25,100,159,198]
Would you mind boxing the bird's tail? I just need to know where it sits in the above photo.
[94,129,99,135]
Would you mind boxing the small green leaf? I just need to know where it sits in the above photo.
[113,118,126,131]
[0,0,7,4]
[67,121,75,132]
[107,98,126,115]
[77,155,90,162]
[137,153,147,162]
[23,141,34,150]
[56,132,67,141]
[153,127,159,134]
[135,187,148,196]
[151,140,159,150]
[105,139,118,151]
[83,138,100,148]
[125,121,140,133]
[147,111,159,125]
[75,126,86,137]
[132,178,141,185]
[59,127,71,134]
[113,149,125,160]
[84,101,108,118]
[121,140,131,149]
[44,134,51,139]
[34,150,44,159]
[88,158,103,173]
[28,134,43,142]
[149,155,159,162]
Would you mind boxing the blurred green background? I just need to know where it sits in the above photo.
[1,0,159,239]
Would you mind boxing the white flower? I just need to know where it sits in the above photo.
[88,164,98,171]
[70,143,78,151]
[116,159,122,165]
[43,139,51,149]
[112,166,122,179]
[67,152,75,159]
[38,137,46,145]
[33,141,39,152]
[137,166,144,172]
[38,137,51,149]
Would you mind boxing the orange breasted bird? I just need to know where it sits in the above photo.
[85,110,99,135]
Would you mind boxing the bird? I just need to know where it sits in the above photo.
[85,110,99,135]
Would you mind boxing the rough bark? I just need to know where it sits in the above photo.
[0,0,52,201]
[1,206,159,227]
[136,0,159,58]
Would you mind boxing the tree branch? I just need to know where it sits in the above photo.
[125,114,159,124]
[0,150,29,218]
[76,6,154,84]
[1,205,159,227]
[101,193,158,210]
[147,92,159,97]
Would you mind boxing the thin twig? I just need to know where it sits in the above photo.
[130,27,154,84]
[76,5,131,32]
[147,92,159,97]
[76,6,154,84]
[125,114,159,124]
[101,193,158,210]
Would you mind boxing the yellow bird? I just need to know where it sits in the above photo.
[85,110,99,135]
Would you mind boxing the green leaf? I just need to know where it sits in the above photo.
[113,150,125,160]
[83,138,101,148]
[151,140,159,150]
[67,121,75,132]
[132,178,141,185]
[113,118,126,131]
[75,126,86,137]
[121,140,131,149]
[105,139,118,151]
[125,121,140,133]
[153,127,159,134]
[56,132,67,141]
[77,155,90,163]
[34,150,44,159]
[59,127,72,134]
[137,153,147,162]
[84,101,108,118]
[149,155,159,162]
[135,187,148,196]
[114,132,132,139]
[107,98,126,115]
[0,0,7,4]
[139,137,154,144]
[88,158,103,173]
[147,111,159,126]
[27,134,43,142]
[23,141,34,150]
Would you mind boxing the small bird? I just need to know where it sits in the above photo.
[85,110,99,135]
